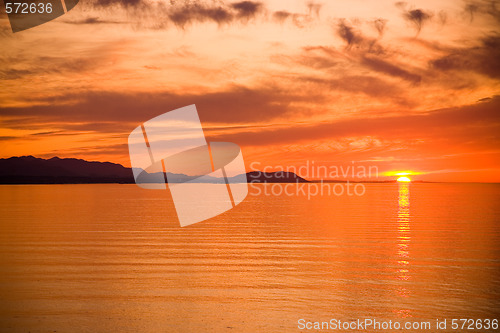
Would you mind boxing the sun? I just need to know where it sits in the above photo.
[397,176,411,182]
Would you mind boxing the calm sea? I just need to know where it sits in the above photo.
[0,183,499,332]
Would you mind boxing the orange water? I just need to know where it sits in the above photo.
[0,183,499,332]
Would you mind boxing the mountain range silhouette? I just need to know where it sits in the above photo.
[0,156,309,184]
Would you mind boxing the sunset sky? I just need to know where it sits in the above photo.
[1,0,499,182]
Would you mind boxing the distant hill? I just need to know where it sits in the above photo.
[0,156,134,184]
[0,156,308,184]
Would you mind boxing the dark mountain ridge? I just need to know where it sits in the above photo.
[246,171,309,183]
[0,156,308,184]
[0,156,133,184]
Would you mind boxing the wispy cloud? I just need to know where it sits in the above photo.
[361,56,421,84]
[463,0,500,23]
[0,86,321,125]
[334,19,384,53]
[207,95,500,148]
[371,18,388,37]
[271,2,322,28]
[431,34,500,79]
[63,17,125,25]
[84,0,266,28]
[396,2,433,35]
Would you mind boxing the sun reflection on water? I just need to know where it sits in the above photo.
[395,182,412,316]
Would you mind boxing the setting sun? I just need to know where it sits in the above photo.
[397,176,411,182]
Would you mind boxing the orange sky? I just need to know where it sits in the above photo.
[1,0,499,182]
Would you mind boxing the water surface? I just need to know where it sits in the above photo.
[0,183,499,332]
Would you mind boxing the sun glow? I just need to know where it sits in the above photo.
[397,176,411,182]
[384,170,421,177]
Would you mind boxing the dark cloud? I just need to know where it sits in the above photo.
[465,1,480,21]
[372,18,388,37]
[402,8,433,34]
[64,122,133,134]
[296,54,338,69]
[63,17,124,25]
[231,1,263,19]
[0,69,414,138]
[273,11,291,24]
[207,95,500,148]
[290,46,343,70]
[83,0,325,30]
[431,35,500,79]
[336,19,360,47]
[335,19,383,53]
[280,48,417,103]
[437,10,447,26]
[89,0,264,28]
[295,41,420,90]
[307,1,322,17]
[166,1,263,28]
[290,14,314,28]
[0,56,98,80]
[396,3,433,35]
[463,0,500,22]
[395,1,407,10]
[310,22,421,85]
[271,3,321,28]
[36,143,130,161]
[93,0,142,7]
[361,56,421,84]
[281,43,414,100]
[0,68,34,80]
[484,0,500,21]
[302,75,410,105]
[0,85,322,126]
[30,130,84,137]
[0,129,92,142]
[168,3,233,27]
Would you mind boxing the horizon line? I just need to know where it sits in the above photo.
[1,155,499,184]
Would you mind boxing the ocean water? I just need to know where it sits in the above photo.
[0,183,499,332]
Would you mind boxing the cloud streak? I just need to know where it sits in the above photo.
[207,95,500,148]
[0,86,322,125]
[463,0,500,23]
[431,34,500,79]
[361,56,421,84]
[271,2,322,28]
[86,0,266,28]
